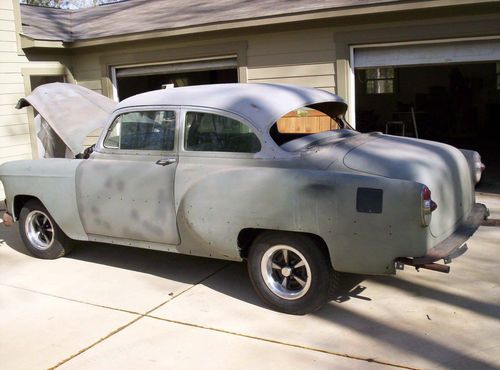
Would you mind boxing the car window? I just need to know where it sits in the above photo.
[103,111,176,151]
[184,112,261,153]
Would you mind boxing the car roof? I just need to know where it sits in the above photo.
[115,83,347,130]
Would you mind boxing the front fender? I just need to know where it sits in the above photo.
[0,159,88,241]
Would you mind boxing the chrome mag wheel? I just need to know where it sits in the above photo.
[260,245,312,300]
[25,210,54,250]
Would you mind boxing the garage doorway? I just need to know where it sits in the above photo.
[352,40,500,188]
[112,58,238,101]
[355,63,499,144]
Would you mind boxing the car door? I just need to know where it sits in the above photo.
[76,107,180,245]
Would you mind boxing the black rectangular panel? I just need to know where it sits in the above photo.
[356,187,383,214]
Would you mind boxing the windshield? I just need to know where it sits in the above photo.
[270,104,354,150]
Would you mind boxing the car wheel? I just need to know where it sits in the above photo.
[247,231,339,315]
[19,199,73,259]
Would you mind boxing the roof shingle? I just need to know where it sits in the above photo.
[21,0,404,42]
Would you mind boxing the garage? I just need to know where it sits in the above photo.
[352,39,500,187]
[112,57,238,101]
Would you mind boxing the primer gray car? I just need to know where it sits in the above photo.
[0,83,488,314]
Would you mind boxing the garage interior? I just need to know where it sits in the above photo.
[115,59,238,101]
[355,61,500,189]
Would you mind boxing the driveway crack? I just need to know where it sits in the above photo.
[146,313,420,370]
[46,261,232,369]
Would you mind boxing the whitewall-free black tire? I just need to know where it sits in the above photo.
[19,199,74,259]
[247,231,339,315]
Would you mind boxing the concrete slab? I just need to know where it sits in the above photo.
[58,317,389,370]
[0,225,227,313]
[0,285,136,370]
[478,192,500,219]
[151,194,500,370]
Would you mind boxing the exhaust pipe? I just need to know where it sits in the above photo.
[396,257,450,273]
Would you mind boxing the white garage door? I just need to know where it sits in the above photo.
[354,39,500,68]
[116,58,238,78]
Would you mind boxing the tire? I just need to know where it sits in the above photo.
[247,231,339,315]
[18,199,74,259]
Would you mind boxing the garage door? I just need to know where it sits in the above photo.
[114,57,238,100]
[354,39,500,68]
[116,58,238,78]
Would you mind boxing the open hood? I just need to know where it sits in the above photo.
[16,82,116,155]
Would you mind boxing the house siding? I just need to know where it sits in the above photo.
[71,54,104,145]
[247,29,336,92]
[70,27,337,96]
[0,0,31,200]
[72,53,103,94]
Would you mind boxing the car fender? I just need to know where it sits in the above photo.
[175,162,427,273]
[0,159,88,241]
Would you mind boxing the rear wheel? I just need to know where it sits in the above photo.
[19,200,73,259]
[247,232,339,315]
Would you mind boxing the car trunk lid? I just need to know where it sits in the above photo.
[342,134,474,238]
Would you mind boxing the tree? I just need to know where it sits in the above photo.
[20,0,109,9]
[21,0,66,7]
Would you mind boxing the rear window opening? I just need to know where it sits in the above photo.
[270,103,353,149]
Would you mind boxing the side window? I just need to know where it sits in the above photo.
[103,111,176,151]
[184,112,261,153]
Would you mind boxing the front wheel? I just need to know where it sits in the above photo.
[19,200,73,259]
[247,232,339,315]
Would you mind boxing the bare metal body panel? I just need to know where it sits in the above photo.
[0,83,482,275]
[16,83,116,155]
[0,159,87,240]
[76,154,180,245]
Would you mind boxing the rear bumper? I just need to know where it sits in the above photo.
[397,203,489,271]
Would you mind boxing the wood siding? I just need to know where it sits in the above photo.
[72,53,102,94]
[247,29,335,92]
[72,54,104,147]
[0,0,31,200]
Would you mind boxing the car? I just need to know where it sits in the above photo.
[0,82,489,314]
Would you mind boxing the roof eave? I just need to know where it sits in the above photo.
[21,0,498,49]
[20,34,66,49]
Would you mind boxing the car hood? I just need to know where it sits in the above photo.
[16,82,116,155]
[342,134,474,238]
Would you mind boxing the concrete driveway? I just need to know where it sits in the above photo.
[0,192,499,370]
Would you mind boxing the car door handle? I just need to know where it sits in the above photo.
[155,158,176,166]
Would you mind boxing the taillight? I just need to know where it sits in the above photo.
[473,152,485,184]
[421,185,437,226]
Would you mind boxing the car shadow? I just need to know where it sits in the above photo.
[0,223,30,255]
[0,226,227,288]
[66,243,373,310]
[0,225,368,309]
[2,225,498,323]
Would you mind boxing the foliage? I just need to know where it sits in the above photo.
[20,0,113,9]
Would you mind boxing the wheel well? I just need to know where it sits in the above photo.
[13,195,40,219]
[237,228,332,262]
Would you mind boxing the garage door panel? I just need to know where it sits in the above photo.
[355,39,500,68]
